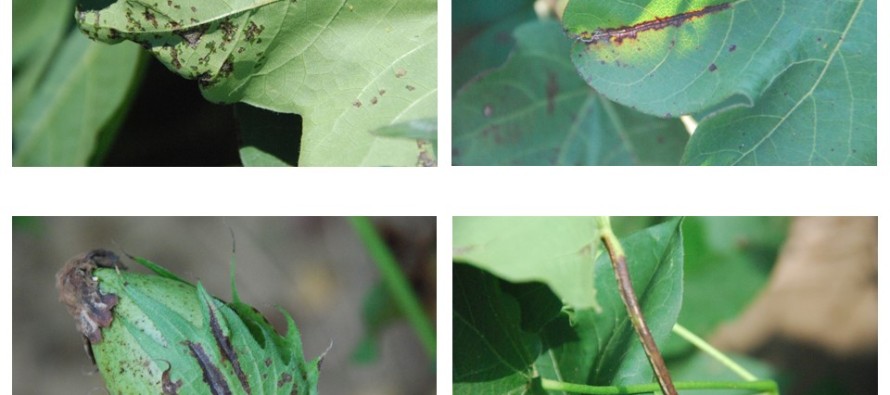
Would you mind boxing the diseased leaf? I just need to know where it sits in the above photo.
[77,0,437,166]
[565,0,876,165]
[71,252,322,394]
[453,21,688,165]
[682,0,875,165]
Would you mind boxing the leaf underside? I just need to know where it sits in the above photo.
[77,0,437,166]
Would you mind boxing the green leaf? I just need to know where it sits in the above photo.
[453,0,534,32]
[453,218,685,392]
[453,8,535,93]
[453,216,602,311]
[662,217,786,356]
[369,118,437,166]
[453,264,540,395]
[500,281,565,334]
[13,30,144,166]
[535,218,684,387]
[78,0,437,166]
[92,258,320,394]
[565,0,876,165]
[370,118,437,141]
[453,21,689,165]
[12,0,72,119]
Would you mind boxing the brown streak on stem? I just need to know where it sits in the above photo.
[601,235,677,395]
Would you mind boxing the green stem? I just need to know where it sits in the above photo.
[541,378,779,394]
[348,217,436,361]
[672,324,757,381]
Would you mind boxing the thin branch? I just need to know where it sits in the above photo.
[597,217,677,395]
[542,378,779,394]
[672,323,758,381]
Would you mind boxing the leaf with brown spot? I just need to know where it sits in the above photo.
[61,251,323,394]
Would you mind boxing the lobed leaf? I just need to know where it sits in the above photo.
[93,259,320,394]
[76,0,437,166]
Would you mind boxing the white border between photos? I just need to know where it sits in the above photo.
[2,0,889,393]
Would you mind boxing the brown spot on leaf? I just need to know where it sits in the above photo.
[142,8,158,28]
[379,89,386,96]
[371,97,378,105]
[395,68,407,78]
[353,100,362,108]
[708,63,717,72]
[546,72,559,115]
[162,365,183,394]
[405,85,415,91]
[417,140,436,167]
[483,105,493,117]
[278,373,293,388]
[178,25,207,48]
[728,44,737,52]
[56,249,126,344]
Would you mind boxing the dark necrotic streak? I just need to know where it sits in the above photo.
[578,3,731,44]
[187,341,232,395]
[207,304,251,393]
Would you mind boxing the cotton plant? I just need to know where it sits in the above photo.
[56,249,324,394]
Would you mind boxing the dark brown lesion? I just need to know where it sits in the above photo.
[207,303,251,394]
[161,364,183,395]
[546,71,559,115]
[571,3,732,45]
[186,341,233,395]
[56,249,127,344]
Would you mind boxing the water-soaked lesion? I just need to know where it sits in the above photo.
[570,2,732,45]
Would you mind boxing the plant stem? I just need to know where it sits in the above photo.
[541,378,779,394]
[348,217,436,361]
[672,324,757,381]
[596,217,678,395]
